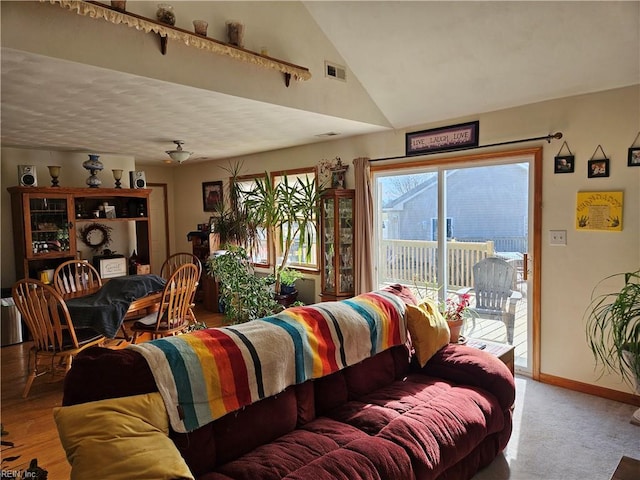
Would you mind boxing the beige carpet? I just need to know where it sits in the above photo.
[472,376,639,480]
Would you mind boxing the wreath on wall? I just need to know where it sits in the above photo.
[78,223,112,251]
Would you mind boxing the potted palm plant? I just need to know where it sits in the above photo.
[242,173,323,294]
[585,269,640,424]
[209,162,260,252]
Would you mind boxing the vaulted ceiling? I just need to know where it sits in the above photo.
[1,1,638,165]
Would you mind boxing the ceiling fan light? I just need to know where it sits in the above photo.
[165,140,192,163]
[166,150,192,163]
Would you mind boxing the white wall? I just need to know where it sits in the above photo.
[145,85,639,395]
[2,86,638,395]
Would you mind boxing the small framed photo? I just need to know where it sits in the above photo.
[104,206,116,218]
[628,147,640,167]
[202,181,223,212]
[554,155,574,174]
[588,159,610,178]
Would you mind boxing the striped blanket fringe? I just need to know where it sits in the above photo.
[129,290,407,432]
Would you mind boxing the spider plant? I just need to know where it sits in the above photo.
[585,269,640,389]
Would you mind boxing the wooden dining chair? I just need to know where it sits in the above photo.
[130,263,200,343]
[52,259,131,340]
[53,260,102,297]
[160,252,203,325]
[160,252,203,280]
[12,278,105,398]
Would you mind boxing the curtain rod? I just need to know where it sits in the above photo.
[369,132,563,162]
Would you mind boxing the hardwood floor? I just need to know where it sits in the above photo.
[0,305,225,479]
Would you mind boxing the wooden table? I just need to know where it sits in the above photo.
[62,275,165,339]
[467,338,515,376]
[610,456,640,480]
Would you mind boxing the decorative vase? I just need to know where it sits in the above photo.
[83,154,104,188]
[447,318,463,343]
[110,1,126,12]
[226,21,244,47]
[156,3,176,25]
[193,19,208,36]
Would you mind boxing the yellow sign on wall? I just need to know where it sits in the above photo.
[576,191,623,231]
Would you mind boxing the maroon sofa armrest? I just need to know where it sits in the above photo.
[417,344,515,409]
[62,346,158,406]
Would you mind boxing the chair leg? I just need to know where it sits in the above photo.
[22,351,38,398]
[119,324,131,342]
[504,313,515,345]
[22,371,36,398]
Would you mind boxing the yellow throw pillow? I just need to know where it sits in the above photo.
[54,392,194,480]
[406,300,450,367]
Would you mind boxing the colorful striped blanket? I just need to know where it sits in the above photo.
[128,290,408,433]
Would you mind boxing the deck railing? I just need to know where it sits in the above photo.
[379,239,495,289]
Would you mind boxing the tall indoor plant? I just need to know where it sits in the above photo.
[242,173,322,293]
[205,246,279,324]
[209,162,260,252]
[585,269,640,424]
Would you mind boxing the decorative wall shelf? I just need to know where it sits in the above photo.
[43,0,312,87]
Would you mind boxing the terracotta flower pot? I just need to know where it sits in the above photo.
[447,319,463,343]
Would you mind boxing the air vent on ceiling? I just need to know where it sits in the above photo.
[325,61,346,81]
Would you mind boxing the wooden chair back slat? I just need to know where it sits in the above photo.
[53,260,102,296]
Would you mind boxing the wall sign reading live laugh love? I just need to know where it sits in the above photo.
[406,121,479,156]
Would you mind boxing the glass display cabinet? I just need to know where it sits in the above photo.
[320,189,355,301]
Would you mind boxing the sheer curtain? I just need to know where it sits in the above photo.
[352,157,374,294]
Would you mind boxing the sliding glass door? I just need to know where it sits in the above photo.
[373,152,536,373]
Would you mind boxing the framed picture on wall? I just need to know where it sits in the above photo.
[628,147,640,167]
[587,159,610,178]
[202,181,223,212]
[554,155,575,174]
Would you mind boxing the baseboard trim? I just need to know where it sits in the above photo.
[538,373,640,406]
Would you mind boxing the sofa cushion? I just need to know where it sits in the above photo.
[282,436,413,480]
[209,430,343,480]
[406,301,450,367]
[419,344,516,409]
[213,387,299,465]
[62,346,157,406]
[54,392,194,480]
[377,379,506,479]
[344,345,398,399]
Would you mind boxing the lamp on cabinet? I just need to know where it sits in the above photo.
[47,165,61,187]
[112,169,123,189]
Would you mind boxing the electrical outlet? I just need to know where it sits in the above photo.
[549,230,567,246]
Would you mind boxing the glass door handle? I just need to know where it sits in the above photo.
[523,253,528,281]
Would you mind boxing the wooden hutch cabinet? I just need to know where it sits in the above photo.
[320,189,355,301]
[8,186,151,280]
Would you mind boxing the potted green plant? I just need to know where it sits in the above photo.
[585,269,640,424]
[242,173,323,293]
[209,162,260,253]
[205,245,280,324]
[275,267,304,308]
[278,267,303,294]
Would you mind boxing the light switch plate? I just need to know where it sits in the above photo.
[549,230,567,245]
